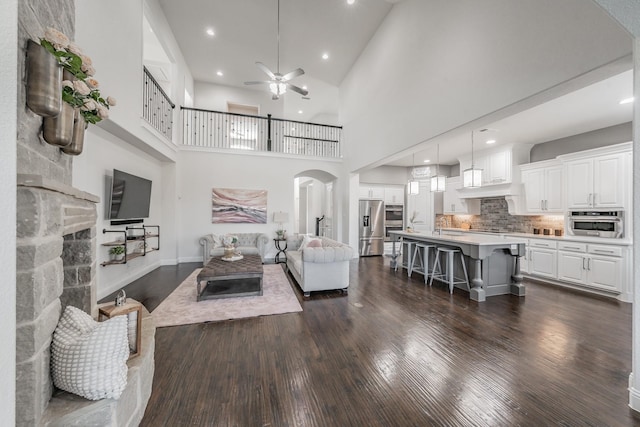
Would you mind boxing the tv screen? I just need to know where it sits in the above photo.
[108,169,152,220]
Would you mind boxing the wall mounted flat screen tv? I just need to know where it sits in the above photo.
[108,169,152,220]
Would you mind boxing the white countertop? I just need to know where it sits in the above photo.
[439,228,632,246]
[392,230,527,246]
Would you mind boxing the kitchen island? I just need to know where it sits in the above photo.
[389,230,527,302]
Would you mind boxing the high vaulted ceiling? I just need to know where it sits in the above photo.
[158,0,394,89]
[157,0,633,167]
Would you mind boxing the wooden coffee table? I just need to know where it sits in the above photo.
[196,254,264,301]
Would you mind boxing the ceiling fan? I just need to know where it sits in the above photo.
[244,0,309,100]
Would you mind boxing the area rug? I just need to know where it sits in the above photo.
[152,264,302,327]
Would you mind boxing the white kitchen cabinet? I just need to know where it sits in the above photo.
[555,242,622,293]
[528,239,557,279]
[565,153,626,209]
[486,150,510,185]
[384,186,405,205]
[406,182,433,231]
[359,185,385,200]
[521,160,563,213]
[442,177,480,214]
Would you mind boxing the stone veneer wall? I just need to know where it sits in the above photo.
[437,197,566,234]
[15,2,83,426]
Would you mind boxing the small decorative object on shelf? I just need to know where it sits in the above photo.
[99,296,142,358]
[108,245,125,262]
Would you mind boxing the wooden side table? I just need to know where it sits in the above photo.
[98,299,142,358]
[274,238,287,264]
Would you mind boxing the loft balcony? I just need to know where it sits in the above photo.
[181,107,343,159]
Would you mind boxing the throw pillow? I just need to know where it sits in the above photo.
[300,235,322,250]
[51,306,129,400]
[307,239,322,248]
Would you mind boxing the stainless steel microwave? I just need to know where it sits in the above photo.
[568,211,624,238]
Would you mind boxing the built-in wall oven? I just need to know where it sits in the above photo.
[568,211,624,238]
[384,204,404,241]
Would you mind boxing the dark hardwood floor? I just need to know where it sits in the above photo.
[120,257,637,426]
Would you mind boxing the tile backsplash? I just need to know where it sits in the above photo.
[436,197,565,234]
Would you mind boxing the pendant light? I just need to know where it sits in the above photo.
[463,130,483,188]
[408,153,419,195]
[430,144,446,192]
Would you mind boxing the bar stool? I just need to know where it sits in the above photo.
[395,239,415,273]
[429,247,470,294]
[409,242,436,283]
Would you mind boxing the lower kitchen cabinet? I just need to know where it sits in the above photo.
[557,241,622,294]
[528,239,557,279]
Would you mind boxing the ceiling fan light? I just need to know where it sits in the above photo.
[269,82,287,96]
[430,175,446,192]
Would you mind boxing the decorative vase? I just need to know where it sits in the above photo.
[26,40,62,117]
[224,247,236,258]
[61,109,86,155]
[43,101,74,147]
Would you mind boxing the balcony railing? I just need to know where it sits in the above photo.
[143,66,175,140]
[181,107,342,159]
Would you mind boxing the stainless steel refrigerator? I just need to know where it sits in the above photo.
[359,199,384,256]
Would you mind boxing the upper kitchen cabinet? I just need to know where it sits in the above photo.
[406,182,434,231]
[560,143,631,210]
[384,186,405,205]
[520,160,563,214]
[458,144,532,187]
[359,184,385,200]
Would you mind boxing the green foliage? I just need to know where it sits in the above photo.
[109,246,125,255]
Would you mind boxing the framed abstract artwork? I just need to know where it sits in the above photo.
[211,188,267,224]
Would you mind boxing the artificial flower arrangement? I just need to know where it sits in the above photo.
[40,27,116,124]
[221,235,239,248]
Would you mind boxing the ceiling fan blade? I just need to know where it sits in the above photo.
[286,83,309,96]
[281,68,305,81]
[244,81,271,85]
[255,62,276,80]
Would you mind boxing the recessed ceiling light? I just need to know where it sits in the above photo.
[486,139,496,144]
[423,159,431,163]
[302,85,308,90]
[206,28,215,36]
[620,97,634,105]
[322,53,329,60]
[298,110,303,114]
[347,0,355,4]
[216,71,223,77]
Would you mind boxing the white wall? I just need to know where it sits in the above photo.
[75,0,194,162]
[340,0,632,172]
[195,82,284,117]
[1,0,17,423]
[72,126,167,299]
[194,79,340,125]
[176,150,345,261]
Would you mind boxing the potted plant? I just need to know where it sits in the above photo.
[276,229,286,239]
[109,245,125,261]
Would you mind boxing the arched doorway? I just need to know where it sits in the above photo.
[294,170,337,238]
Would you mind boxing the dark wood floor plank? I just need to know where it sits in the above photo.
[129,257,638,426]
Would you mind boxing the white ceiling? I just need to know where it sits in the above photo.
[158,0,393,88]
[385,69,634,167]
[156,0,633,166]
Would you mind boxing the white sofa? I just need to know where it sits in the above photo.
[286,236,355,297]
[199,233,270,265]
